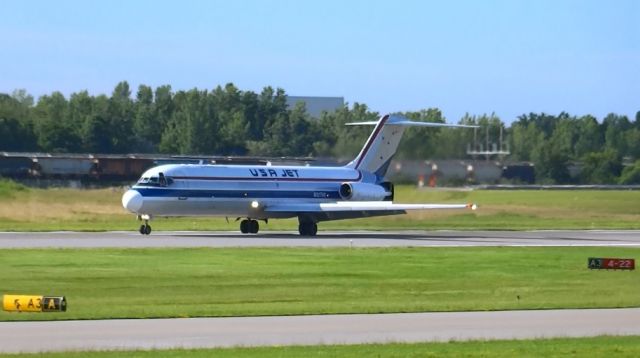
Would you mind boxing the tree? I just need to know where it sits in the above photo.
[531,141,571,184]
[395,108,444,159]
[515,112,559,138]
[573,115,602,158]
[0,93,37,151]
[32,92,80,152]
[509,121,544,161]
[106,81,134,153]
[248,102,317,157]
[153,85,174,145]
[580,149,623,184]
[619,160,640,184]
[602,113,631,157]
[11,89,33,109]
[68,91,96,152]
[81,113,113,153]
[624,128,640,159]
[133,85,156,152]
[312,103,378,160]
[212,84,249,155]
[160,89,217,154]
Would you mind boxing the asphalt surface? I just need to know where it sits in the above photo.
[0,230,639,248]
[1,230,638,353]
[1,308,639,353]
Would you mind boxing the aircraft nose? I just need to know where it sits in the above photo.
[122,190,143,213]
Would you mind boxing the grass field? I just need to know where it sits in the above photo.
[1,179,640,231]
[0,247,638,321]
[1,336,640,357]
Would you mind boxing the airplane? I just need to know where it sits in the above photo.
[122,114,478,236]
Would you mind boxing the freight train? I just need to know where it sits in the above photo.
[0,152,533,184]
[0,153,310,182]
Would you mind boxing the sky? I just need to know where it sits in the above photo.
[1,0,638,122]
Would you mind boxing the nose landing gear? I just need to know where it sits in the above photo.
[240,219,259,234]
[139,223,151,235]
[138,217,151,235]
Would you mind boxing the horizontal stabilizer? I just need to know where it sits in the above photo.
[346,115,479,128]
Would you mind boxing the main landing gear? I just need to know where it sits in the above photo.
[240,219,259,234]
[298,221,317,236]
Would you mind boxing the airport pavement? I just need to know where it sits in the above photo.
[0,230,639,248]
[1,231,638,353]
[0,308,639,353]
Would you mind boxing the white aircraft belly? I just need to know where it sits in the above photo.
[139,197,331,218]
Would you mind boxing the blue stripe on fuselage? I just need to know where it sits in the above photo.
[134,188,341,199]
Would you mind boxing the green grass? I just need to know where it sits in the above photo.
[1,182,640,231]
[0,178,27,199]
[0,247,638,321]
[2,336,640,357]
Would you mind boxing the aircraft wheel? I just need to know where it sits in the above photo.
[139,225,146,235]
[249,220,259,234]
[240,220,249,234]
[298,222,317,236]
[144,224,152,235]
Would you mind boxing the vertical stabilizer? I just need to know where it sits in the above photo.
[344,115,404,177]
[345,114,478,177]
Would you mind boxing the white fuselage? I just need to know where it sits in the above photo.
[122,163,378,219]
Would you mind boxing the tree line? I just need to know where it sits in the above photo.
[1,81,639,184]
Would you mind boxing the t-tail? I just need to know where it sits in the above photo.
[344,114,478,177]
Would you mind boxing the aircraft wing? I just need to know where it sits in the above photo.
[264,201,477,221]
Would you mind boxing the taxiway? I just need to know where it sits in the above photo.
[0,230,639,248]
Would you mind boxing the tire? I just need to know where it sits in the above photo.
[139,225,145,235]
[299,222,317,236]
[298,223,307,236]
[250,220,259,234]
[240,220,249,234]
[144,225,151,235]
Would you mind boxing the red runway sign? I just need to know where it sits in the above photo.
[588,257,635,270]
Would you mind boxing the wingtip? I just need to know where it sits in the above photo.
[466,203,478,210]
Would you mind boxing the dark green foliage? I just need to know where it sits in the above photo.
[532,143,571,184]
[310,103,378,160]
[32,91,81,152]
[618,160,640,184]
[0,84,638,184]
[395,109,444,159]
[581,149,623,184]
[0,93,37,150]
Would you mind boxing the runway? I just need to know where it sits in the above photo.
[0,230,639,248]
[1,308,639,353]
[1,230,638,353]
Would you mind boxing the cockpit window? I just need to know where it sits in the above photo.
[136,175,173,187]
